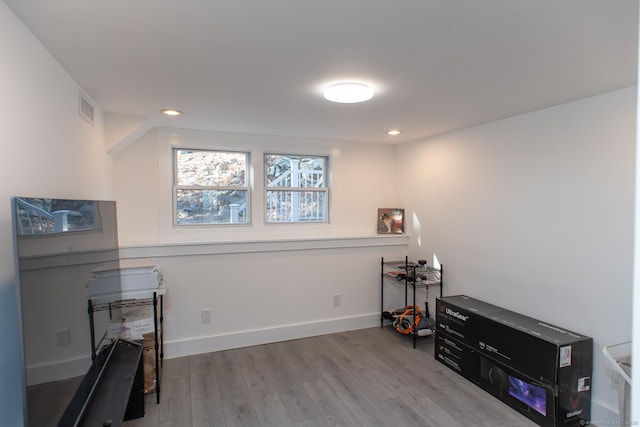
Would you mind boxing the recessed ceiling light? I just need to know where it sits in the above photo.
[161,109,183,116]
[323,82,374,103]
[387,129,402,135]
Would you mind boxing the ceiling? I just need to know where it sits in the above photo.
[5,0,639,144]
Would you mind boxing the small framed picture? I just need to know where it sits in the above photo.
[377,208,405,234]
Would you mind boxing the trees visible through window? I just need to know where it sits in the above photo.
[174,149,249,225]
[265,154,328,223]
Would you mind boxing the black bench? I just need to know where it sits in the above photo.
[58,339,144,427]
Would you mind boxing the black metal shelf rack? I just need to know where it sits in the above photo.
[88,290,164,404]
[380,256,443,348]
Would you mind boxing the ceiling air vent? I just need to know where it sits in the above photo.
[79,92,95,126]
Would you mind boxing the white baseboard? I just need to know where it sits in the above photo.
[26,355,91,386]
[24,314,379,386]
[164,312,380,359]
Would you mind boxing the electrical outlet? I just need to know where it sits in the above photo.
[201,308,212,324]
[56,328,71,347]
[333,294,341,307]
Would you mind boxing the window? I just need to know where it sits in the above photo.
[174,149,249,225]
[265,154,328,223]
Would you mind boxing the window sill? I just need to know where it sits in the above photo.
[119,235,408,258]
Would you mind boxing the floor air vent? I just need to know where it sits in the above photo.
[79,92,95,125]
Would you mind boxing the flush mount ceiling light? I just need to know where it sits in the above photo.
[323,82,374,103]
[387,129,402,136]
[161,109,183,116]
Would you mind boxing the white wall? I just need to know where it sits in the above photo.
[0,2,113,424]
[396,87,636,421]
[113,128,408,358]
[115,128,402,244]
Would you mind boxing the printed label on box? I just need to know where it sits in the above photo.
[577,377,591,392]
[560,345,572,368]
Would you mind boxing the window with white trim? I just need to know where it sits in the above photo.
[173,149,249,225]
[265,154,328,223]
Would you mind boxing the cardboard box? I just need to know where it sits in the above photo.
[435,295,592,427]
[142,332,156,348]
[436,295,593,388]
[435,331,591,427]
[142,332,157,393]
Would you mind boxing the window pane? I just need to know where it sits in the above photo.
[265,155,325,187]
[176,189,248,225]
[266,190,326,222]
[176,150,246,186]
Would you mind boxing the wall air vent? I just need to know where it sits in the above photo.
[79,92,95,126]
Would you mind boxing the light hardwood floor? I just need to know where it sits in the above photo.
[122,327,536,427]
[27,375,83,426]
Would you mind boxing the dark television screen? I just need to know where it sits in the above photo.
[508,375,547,416]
